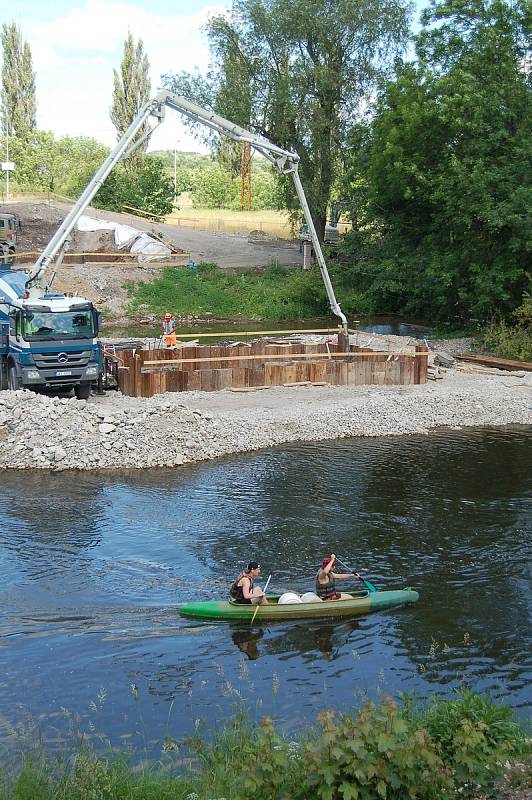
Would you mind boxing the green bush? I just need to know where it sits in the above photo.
[304,700,451,800]
[476,295,532,361]
[404,689,527,797]
[191,714,305,800]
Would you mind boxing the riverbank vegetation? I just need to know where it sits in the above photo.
[330,0,530,327]
[2,691,530,800]
[128,261,349,321]
[476,297,532,362]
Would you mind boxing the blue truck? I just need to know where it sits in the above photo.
[0,267,101,399]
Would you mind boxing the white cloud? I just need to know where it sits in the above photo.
[22,0,229,150]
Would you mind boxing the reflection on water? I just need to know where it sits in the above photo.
[0,427,530,759]
[102,314,433,341]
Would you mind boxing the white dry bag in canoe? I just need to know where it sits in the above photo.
[300,591,322,603]
[278,592,303,604]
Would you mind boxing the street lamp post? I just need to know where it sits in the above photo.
[173,147,177,206]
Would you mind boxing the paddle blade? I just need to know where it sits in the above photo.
[361,576,378,593]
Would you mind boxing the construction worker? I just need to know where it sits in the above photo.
[162,311,177,347]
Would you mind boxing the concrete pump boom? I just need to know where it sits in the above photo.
[28,91,348,335]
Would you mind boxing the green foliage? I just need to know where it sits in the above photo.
[188,712,305,800]
[404,689,527,797]
[190,164,235,208]
[338,0,531,323]
[93,156,174,217]
[6,132,108,196]
[476,294,532,361]
[188,163,279,210]
[1,22,36,137]
[110,32,151,166]
[305,701,451,800]
[164,0,412,238]
[128,262,333,320]
[0,694,529,800]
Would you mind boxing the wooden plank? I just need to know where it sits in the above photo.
[249,365,266,387]
[142,350,423,368]
[309,362,327,383]
[281,363,297,385]
[217,368,233,390]
[157,327,340,339]
[229,385,272,392]
[231,367,248,388]
[455,353,532,372]
[385,357,401,385]
[186,370,202,391]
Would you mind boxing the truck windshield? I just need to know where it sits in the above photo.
[23,310,95,340]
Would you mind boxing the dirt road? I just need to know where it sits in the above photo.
[2,200,301,269]
[1,200,302,319]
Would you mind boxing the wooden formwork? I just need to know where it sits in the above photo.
[115,340,428,397]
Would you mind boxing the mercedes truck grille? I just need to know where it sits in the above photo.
[33,350,91,370]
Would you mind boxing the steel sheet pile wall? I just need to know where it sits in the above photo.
[116,341,428,397]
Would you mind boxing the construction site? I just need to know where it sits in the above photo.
[1,91,530,472]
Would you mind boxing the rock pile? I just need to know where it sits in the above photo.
[0,370,530,471]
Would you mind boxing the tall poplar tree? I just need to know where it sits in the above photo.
[1,22,37,138]
[110,32,151,164]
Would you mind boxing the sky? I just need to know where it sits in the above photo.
[1,0,231,154]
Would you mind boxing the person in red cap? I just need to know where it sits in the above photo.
[316,554,356,601]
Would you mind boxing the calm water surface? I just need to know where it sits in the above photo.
[1,427,530,756]
[103,314,433,340]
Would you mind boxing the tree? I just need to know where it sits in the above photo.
[6,132,108,196]
[110,32,151,164]
[1,22,37,138]
[163,0,411,239]
[339,0,531,322]
[93,156,174,217]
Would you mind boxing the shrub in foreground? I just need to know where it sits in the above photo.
[1,693,529,800]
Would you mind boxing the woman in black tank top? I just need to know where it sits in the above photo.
[230,562,268,605]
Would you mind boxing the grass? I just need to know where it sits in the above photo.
[165,197,352,239]
[127,261,367,322]
[128,261,331,320]
[1,692,530,800]
[165,206,295,239]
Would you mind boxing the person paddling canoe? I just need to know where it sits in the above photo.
[316,554,356,601]
[230,562,269,605]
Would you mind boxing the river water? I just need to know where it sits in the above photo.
[1,427,530,757]
[103,314,434,340]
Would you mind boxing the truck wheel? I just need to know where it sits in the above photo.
[74,382,91,400]
[7,364,20,391]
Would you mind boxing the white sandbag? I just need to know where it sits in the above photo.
[278,592,303,605]
[300,592,322,603]
[130,233,171,262]
[76,215,140,249]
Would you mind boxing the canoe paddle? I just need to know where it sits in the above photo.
[336,558,378,593]
[251,574,271,624]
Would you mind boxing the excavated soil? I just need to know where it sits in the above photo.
[1,200,302,321]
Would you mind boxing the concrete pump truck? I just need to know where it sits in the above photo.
[0,91,347,399]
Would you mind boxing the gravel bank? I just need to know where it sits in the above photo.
[0,369,529,471]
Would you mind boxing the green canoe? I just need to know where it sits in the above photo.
[180,588,419,622]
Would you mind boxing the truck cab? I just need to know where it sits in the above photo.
[0,212,19,255]
[0,268,102,398]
